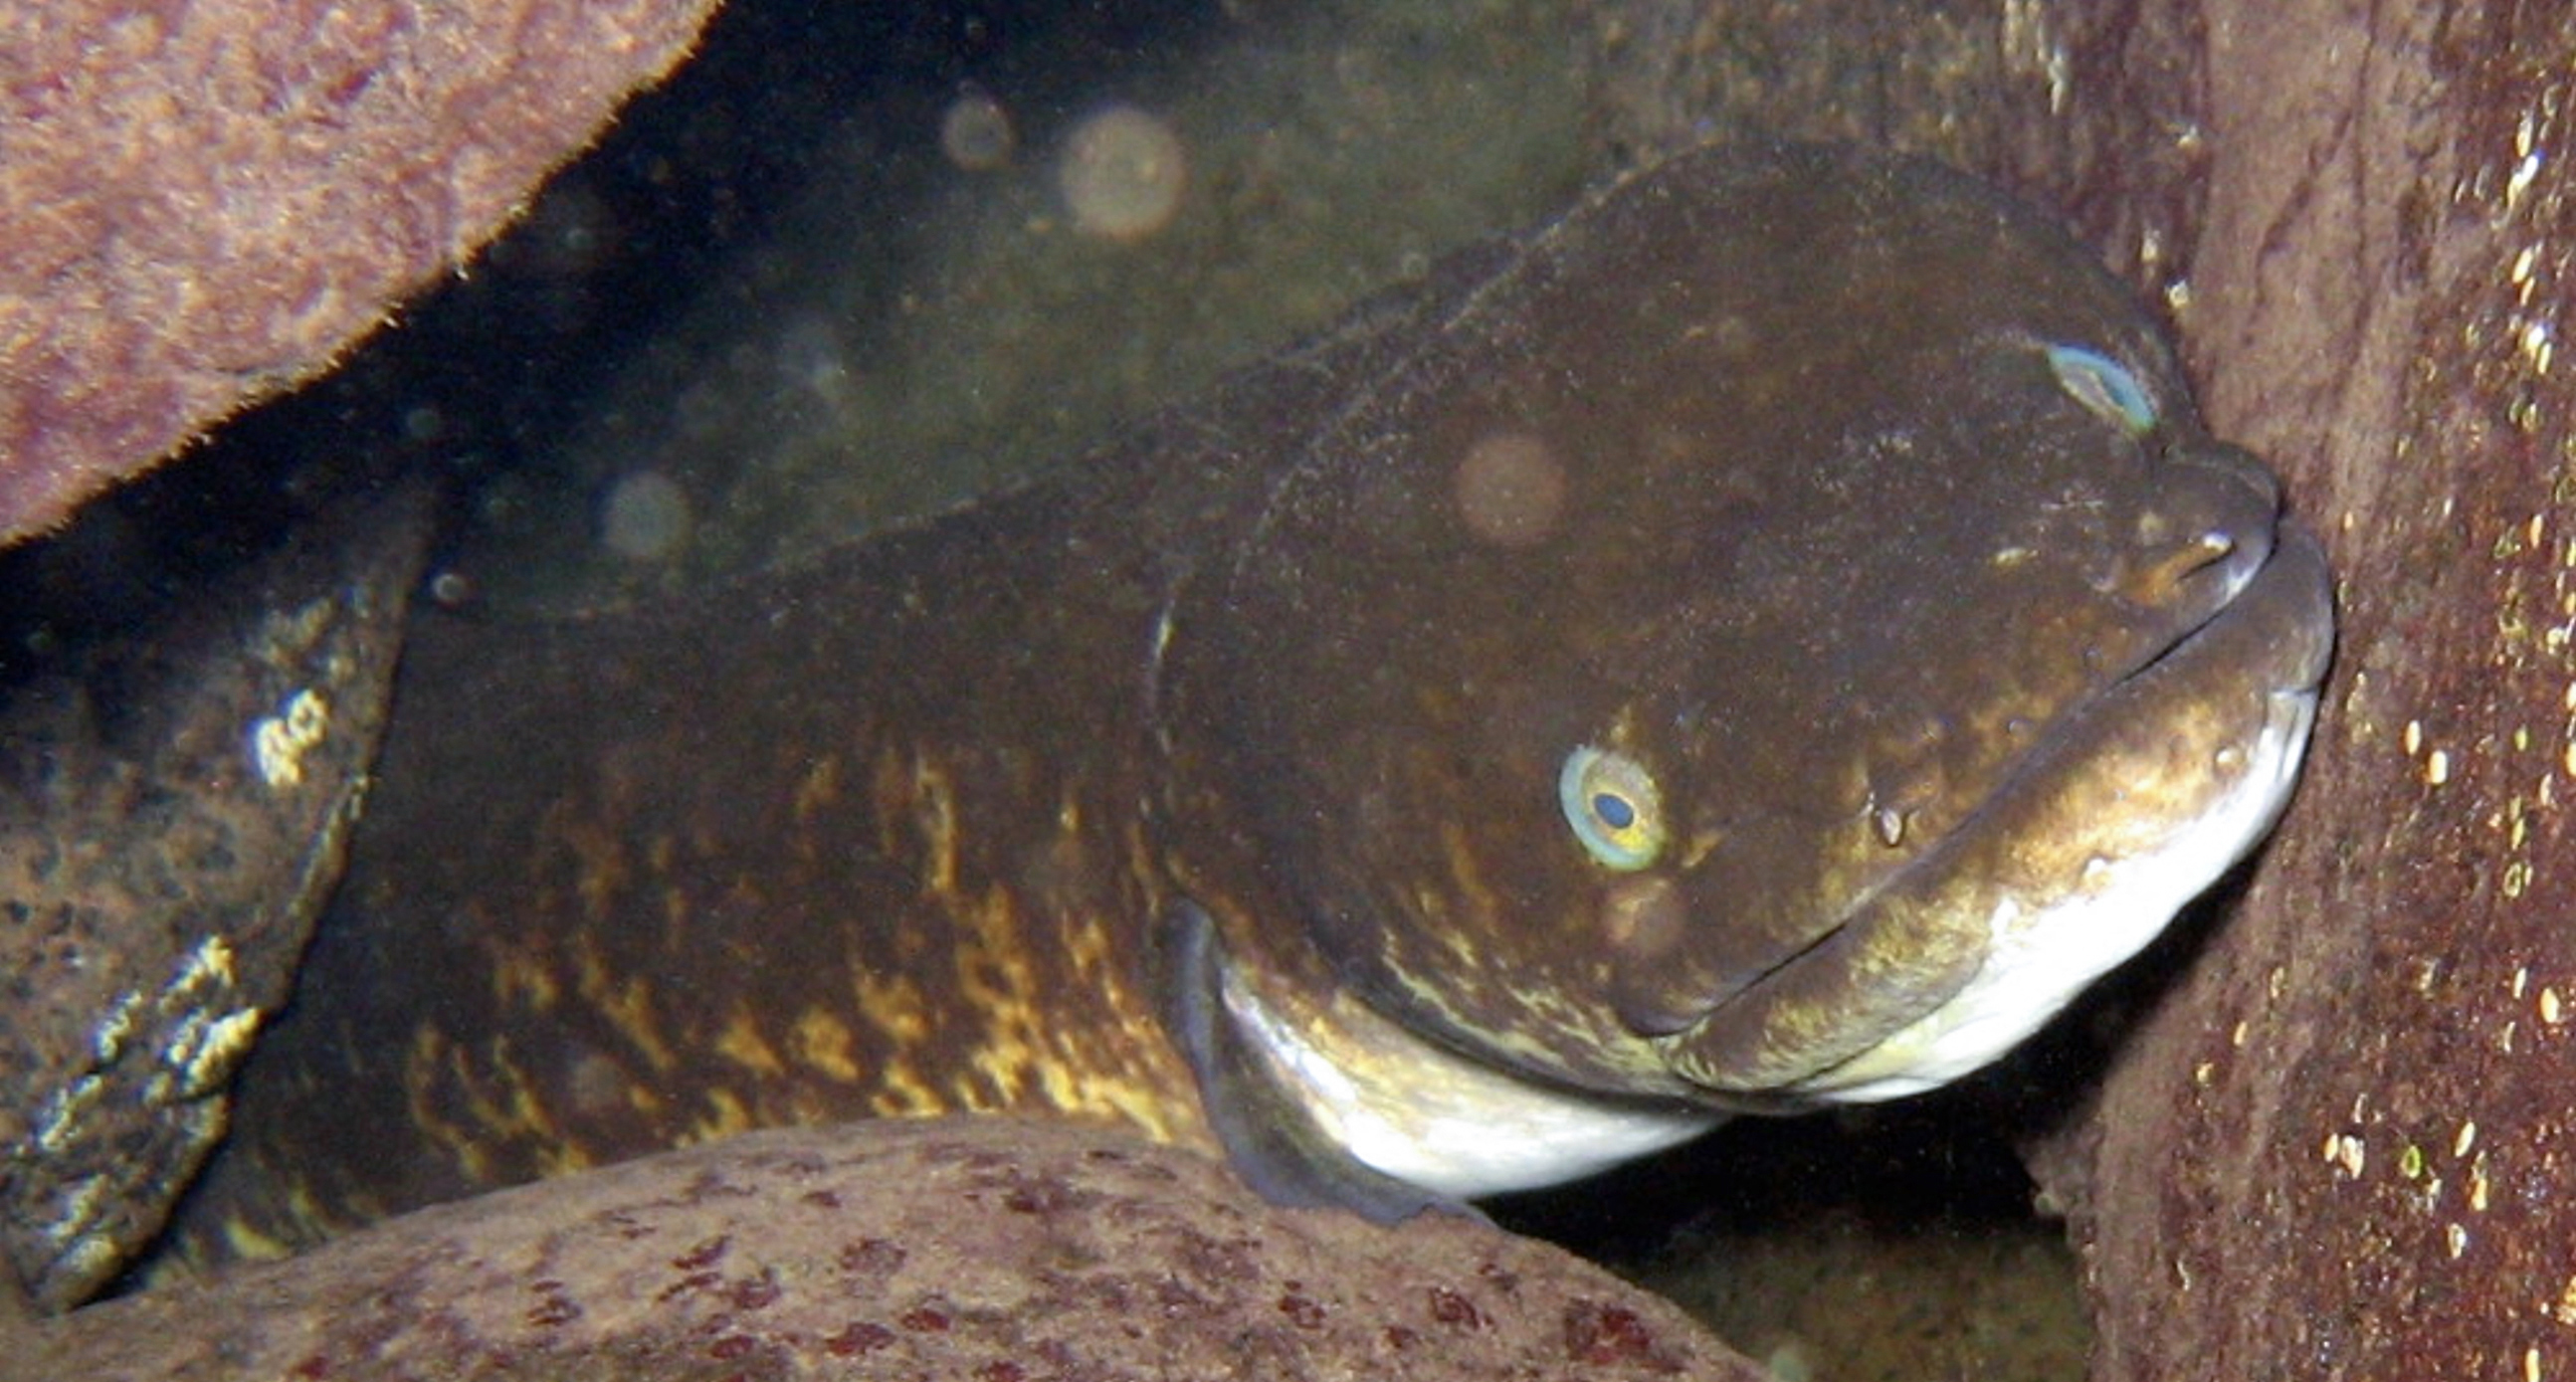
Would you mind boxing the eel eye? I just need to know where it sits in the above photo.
[1558,745,1666,872]
[2045,344,2157,436]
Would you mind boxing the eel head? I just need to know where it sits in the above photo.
[1157,143,2333,1192]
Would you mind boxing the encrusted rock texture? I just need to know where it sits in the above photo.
[0,484,433,1311]
[34,1117,1767,1382]
[1586,2,2576,1379]
[0,0,720,545]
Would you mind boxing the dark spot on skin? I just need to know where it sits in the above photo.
[840,1237,906,1275]
[681,1168,758,1205]
[1427,1286,1486,1329]
[1562,1300,1669,1367]
[524,1279,581,1328]
[975,1364,1026,1382]
[672,1234,730,1271]
[1478,1261,1520,1292]
[602,1210,653,1241]
[899,1305,951,1332]
[731,1272,782,1309]
[1384,1325,1420,1350]
[802,1188,842,1209]
[1278,1291,1326,1328]
[289,1354,331,1379]
[707,1333,755,1360]
[825,1322,895,1356]
[1169,1226,1259,1283]
[656,1271,722,1303]
[1001,1173,1077,1213]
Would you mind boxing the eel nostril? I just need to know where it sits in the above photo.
[2172,530,2238,579]
[2129,530,2248,608]
[2125,442,2284,611]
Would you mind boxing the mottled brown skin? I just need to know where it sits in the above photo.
[170,141,2322,1262]
[169,329,1346,1254]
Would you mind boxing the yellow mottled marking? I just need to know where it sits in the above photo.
[570,932,675,1073]
[404,1026,494,1185]
[488,936,560,1014]
[685,1086,757,1145]
[794,752,844,824]
[220,1216,295,1262]
[1063,905,1114,982]
[1034,1053,1183,1142]
[554,813,631,925]
[459,1039,564,1150]
[716,1007,786,1077]
[915,755,961,894]
[281,1181,356,1246]
[949,1072,1006,1113]
[792,1007,862,1083]
[856,971,931,1046]
[957,888,1043,1104]
[871,1062,951,1117]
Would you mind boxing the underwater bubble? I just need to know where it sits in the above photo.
[400,404,445,444]
[673,376,735,442]
[498,180,616,282]
[939,89,1015,171]
[1057,104,1187,243]
[600,470,694,562]
[1453,431,1568,548]
[426,568,476,609]
[776,315,857,411]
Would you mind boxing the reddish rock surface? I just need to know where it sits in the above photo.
[0,0,720,545]
[2031,9,2576,1381]
[35,1118,1768,1381]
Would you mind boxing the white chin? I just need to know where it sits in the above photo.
[1792,683,2319,1102]
[1222,965,1719,1199]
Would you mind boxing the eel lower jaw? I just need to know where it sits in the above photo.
[1650,523,2335,1105]
[1212,952,1720,1201]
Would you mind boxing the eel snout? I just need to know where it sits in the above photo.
[1645,519,2333,1103]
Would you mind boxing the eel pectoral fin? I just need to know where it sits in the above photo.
[1160,901,1479,1226]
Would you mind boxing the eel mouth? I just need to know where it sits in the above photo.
[1648,520,2335,1104]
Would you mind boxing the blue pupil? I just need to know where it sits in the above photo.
[1592,792,1636,830]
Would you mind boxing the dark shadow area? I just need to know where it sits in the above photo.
[0,0,1220,682]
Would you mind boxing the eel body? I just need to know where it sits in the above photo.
[173,141,2334,1259]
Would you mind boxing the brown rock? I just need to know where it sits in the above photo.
[0,0,720,545]
[2031,8,2576,1382]
[37,1117,1767,1381]
[0,485,433,1311]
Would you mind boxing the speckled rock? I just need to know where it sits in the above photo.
[0,0,720,545]
[2019,7,2576,1381]
[38,1118,1767,1381]
[0,486,432,1311]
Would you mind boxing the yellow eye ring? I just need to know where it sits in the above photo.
[1559,745,1667,871]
